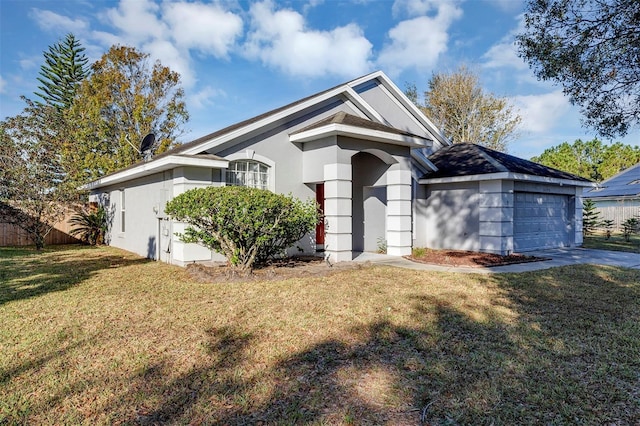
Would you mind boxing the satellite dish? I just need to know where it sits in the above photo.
[140,133,155,161]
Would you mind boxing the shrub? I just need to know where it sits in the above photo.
[69,205,109,245]
[165,186,320,274]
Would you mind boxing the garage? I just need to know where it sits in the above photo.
[513,192,571,251]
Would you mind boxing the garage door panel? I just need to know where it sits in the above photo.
[514,192,571,251]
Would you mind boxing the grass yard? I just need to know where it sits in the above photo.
[1,246,639,425]
[582,233,640,253]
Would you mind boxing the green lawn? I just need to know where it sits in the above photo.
[1,246,639,424]
[583,233,640,252]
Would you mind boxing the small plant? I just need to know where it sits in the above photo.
[69,205,109,245]
[600,219,614,239]
[412,247,427,258]
[622,217,639,242]
[376,236,387,254]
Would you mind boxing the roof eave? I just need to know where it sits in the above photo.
[419,172,595,187]
[289,123,429,148]
[83,155,228,190]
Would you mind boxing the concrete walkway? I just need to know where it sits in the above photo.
[352,248,640,274]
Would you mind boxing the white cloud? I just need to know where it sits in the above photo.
[378,1,462,76]
[30,8,89,33]
[0,75,5,94]
[163,2,243,57]
[188,85,226,109]
[103,0,166,45]
[392,0,454,18]
[244,0,373,78]
[512,90,571,133]
[482,14,527,70]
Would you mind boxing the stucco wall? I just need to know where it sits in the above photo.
[421,181,480,251]
[98,170,173,260]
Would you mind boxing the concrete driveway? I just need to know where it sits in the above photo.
[353,248,640,274]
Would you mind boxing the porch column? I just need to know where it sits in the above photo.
[386,167,412,256]
[574,186,584,246]
[324,163,353,262]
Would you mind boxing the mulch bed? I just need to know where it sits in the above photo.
[186,250,548,283]
[406,249,547,268]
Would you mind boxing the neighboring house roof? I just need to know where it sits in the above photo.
[419,143,593,186]
[586,162,640,198]
[86,70,447,190]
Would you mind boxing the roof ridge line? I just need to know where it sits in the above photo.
[475,145,509,173]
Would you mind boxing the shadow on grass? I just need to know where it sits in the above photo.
[0,245,151,306]
[105,265,640,424]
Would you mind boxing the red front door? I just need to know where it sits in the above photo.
[315,183,325,246]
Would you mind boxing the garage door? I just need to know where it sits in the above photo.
[513,192,571,251]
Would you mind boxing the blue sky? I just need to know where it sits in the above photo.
[1,0,637,159]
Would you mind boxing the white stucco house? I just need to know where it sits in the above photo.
[86,71,592,265]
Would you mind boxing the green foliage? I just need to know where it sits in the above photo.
[0,99,79,249]
[69,206,110,245]
[34,33,89,110]
[410,65,521,152]
[582,199,601,235]
[531,139,640,182]
[622,217,639,242]
[65,45,189,185]
[517,0,640,138]
[165,186,320,274]
[600,219,614,239]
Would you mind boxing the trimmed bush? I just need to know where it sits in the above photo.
[165,186,320,274]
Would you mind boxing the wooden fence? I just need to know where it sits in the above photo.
[0,210,81,247]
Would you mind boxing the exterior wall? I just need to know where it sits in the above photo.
[420,181,481,251]
[351,80,439,153]
[98,171,173,260]
[589,197,640,231]
[171,166,225,266]
[479,180,514,254]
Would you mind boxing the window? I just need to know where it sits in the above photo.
[225,160,269,190]
[120,189,126,233]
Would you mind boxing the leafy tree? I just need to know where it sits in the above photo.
[532,138,640,181]
[582,199,601,235]
[34,33,89,110]
[65,45,189,185]
[517,0,640,138]
[0,99,78,249]
[408,66,521,152]
[165,186,320,275]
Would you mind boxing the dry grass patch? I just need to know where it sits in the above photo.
[1,246,639,424]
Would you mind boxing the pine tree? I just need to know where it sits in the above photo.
[582,199,602,235]
[34,33,89,109]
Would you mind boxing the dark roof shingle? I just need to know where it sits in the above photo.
[421,143,591,182]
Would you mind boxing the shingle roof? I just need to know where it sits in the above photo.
[587,162,640,198]
[421,143,591,182]
[291,111,429,139]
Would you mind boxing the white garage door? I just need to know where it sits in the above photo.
[513,192,571,251]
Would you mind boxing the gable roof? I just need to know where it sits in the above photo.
[289,111,431,147]
[420,143,593,186]
[587,162,640,198]
[87,71,447,190]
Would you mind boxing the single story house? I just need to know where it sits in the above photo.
[86,71,592,265]
[585,162,640,230]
